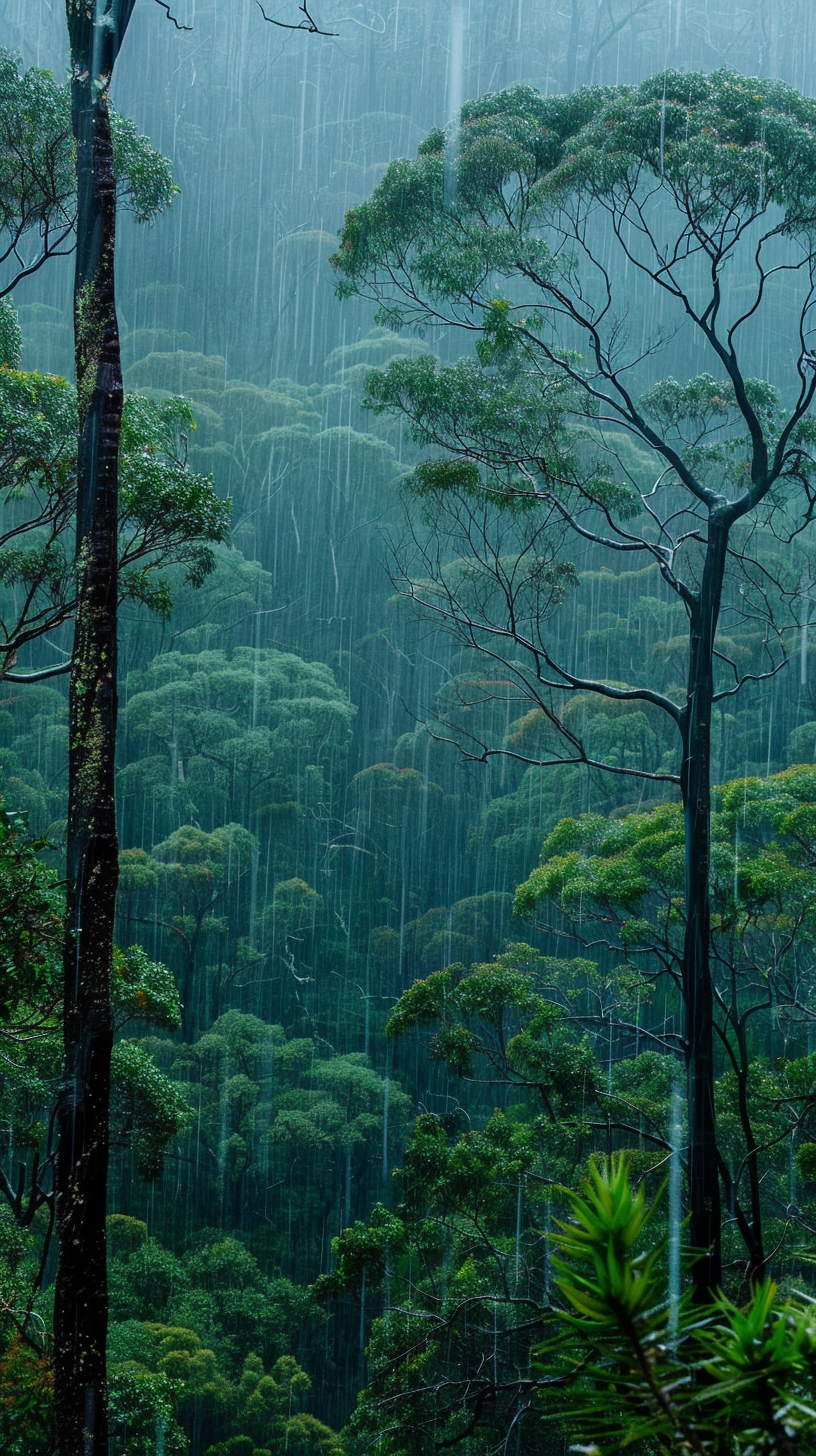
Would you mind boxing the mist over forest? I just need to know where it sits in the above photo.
[5,3,816,1454]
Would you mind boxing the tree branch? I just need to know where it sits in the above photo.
[153,0,193,29]
[255,0,337,34]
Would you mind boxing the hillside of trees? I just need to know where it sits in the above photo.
[5,4,816,1455]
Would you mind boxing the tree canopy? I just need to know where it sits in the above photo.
[9,12,816,1456]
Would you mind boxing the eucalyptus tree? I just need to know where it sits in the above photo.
[54,7,179,1450]
[0,53,210,689]
[0,47,172,302]
[53,4,332,1451]
[333,70,816,1298]
[512,765,816,1284]
[331,766,816,1453]
[0,368,230,684]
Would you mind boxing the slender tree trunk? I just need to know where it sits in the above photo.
[680,517,727,1299]
[731,992,766,1285]
[565,0,581,90]
[54,6,135,1453]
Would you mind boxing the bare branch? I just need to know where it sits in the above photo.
[153,0,193,29]
[255,0,337,34]
[3,661,73,684]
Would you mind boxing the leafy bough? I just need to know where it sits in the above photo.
[542,1157,816,1456]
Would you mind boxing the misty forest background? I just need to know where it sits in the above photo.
[6,3,816,1454]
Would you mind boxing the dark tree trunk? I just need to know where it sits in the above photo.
[680,516,727,1300]
[54,6,136,1453]
[732,1037,766,1287]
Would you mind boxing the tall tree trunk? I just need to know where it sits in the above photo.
[54,6,135,1453]
[680,517,726,1300]
[565,0,581,90]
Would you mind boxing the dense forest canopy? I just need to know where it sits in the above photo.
[5,2,816,1454]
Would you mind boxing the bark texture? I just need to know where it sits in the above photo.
[54,6,136,1453]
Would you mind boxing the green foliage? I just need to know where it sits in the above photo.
[0,803,192,1221]
[170,1236,318,1373]
[348,1155,816,1454]
[265,878,323,944]
[341,1099,559,1456]
[387,944,599,1114]
[515,766,816,950]
[400,1108,540,1229]
[514,801,684,923]
[335,70,816,309]
[314,1204,405,1299]
[110,1041,192,1181]
[384,967,454,1037]
[125,350,228,397]
[113,946,182,1031]
[0,49,175,299]
[234,1353,309,1444]
[0,1335,53,1456]
[106,1313,343,1456]
[109,1238,187,1327]
[357,747,816,1452]
[331,62,816,836]
[110,112,177,224]
[153,822,256,888]
[0,804,62,1022]
[107,1216,149,1256]
[545,70,816,217]
[12,48,816,1455]
[510,768,816,1276]
[186,1010,284,1077]
[271,1053,408,1165]
[361,351,581,511]
[118,392,231,610]
[0,50,74,263]
[0,363,76,504]
[122,648,354,833]
[550,1154,662,1327]
[539,1159,816,1455]
[108,1361,187,1456]
[0,362,228,676]
[144,823,255,1010]
[324,325,430,378]
[167,1011,409,1281]
[0,298,21,367]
